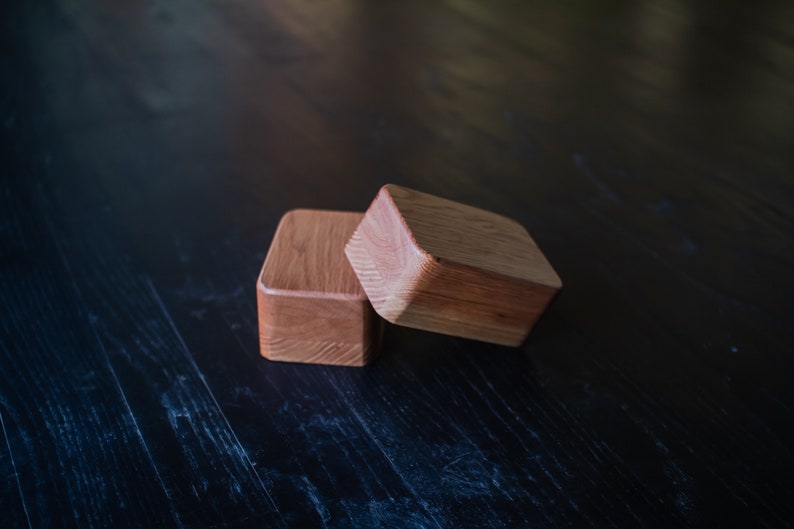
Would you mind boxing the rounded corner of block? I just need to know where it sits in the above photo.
[358,347,380,367]
[508,216,533,237]
[508,335,529,349]
[258,342,275,362]
[412,246,446,279]
[379,183,398,196]
[393,215,435,266]
[376,183,405,209]
[419,246,442,264]
[369,302,405,326]
[257,278,286,299]
[343,232,359,254]
[279,208,308,222]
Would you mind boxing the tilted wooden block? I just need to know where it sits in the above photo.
[345,184,562,346]
[256,209,380,366]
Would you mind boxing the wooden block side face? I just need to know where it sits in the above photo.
[346,185,561,345]
[383,184,562,289]
[257,209,379,366]
[256,284,379,366]
[395,260,559,346]
[344,188,433,322]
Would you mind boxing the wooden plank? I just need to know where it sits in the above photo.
[3,0,794,527]
[29,185,285,528]
[169,305,445,528]
[0,22,283,526]
[0,178,181,528]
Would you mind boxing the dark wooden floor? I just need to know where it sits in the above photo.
[2,0,793,527]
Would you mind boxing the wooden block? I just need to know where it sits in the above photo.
[345,184,562,346]
[256,209,379,366]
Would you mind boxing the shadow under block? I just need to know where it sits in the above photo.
[257,209,379,366]
[345,185,562,346]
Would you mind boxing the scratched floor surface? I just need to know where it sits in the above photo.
[2,0,793,527]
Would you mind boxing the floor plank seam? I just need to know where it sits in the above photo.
[145,275,282,516]
[36,187,183,527]
[1,408,33,529]
[324,376,446,529]
[88,320,184,529]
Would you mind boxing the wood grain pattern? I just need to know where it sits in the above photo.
[0,160,285,528]
[3,0,794,527]
[258,210,379,366]
[346,185,562,346]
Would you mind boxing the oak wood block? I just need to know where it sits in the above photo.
[257,209,379,366]
[345,185,562,346]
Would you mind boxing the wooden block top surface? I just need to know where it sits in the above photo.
[259,209,367,299]
[382,184,562,289]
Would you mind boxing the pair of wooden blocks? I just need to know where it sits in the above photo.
[256,185,562,366]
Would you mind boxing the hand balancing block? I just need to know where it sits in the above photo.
[345,185,562,346]
[257,209,379,366]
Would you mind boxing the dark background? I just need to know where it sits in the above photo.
[2,0,793,527]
